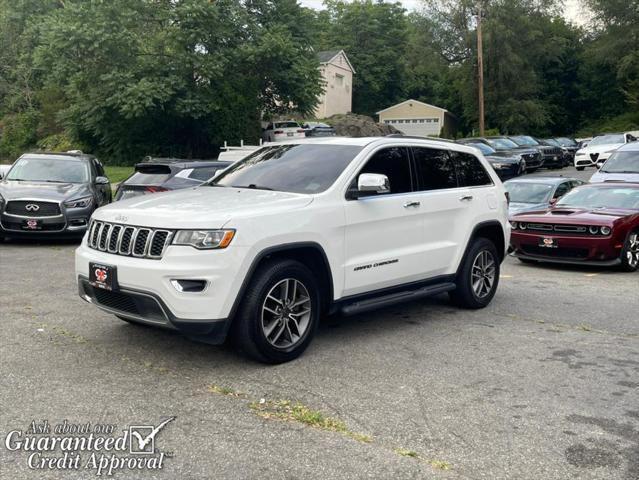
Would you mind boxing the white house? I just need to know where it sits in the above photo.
[314,50,355,119]
[377,99,456,137]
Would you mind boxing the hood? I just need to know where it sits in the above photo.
[577,143,623,156]
[486,152,519,162]
[590,171,639,184]
[508,202,549,215]
[511,206,636,225]
[93,186,314,229]
[0,180,88,202]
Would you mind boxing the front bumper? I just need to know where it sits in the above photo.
[0,204,92,236]
[575,153,610,168]
[510,231,622,266]
[492,162,524,180]
[75,241,251,342]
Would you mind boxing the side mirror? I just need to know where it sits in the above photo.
[95,176,109,185]
[358,173,390,195]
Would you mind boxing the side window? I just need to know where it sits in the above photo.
[189,167,220,181]
[412,147,458,191]
[94,160,105,177]
[355,147,412,195]
[451,151,493,187]
[553,182,570,199]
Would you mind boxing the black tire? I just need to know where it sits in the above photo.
[232,259,320,364]
[449,237,500,309]
[619,229,639,272]
[518,257,537,264]
[576,166,585,171]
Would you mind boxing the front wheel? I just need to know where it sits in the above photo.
[619,230,639,272]
[233,259,320,363]
[449,238,500,309]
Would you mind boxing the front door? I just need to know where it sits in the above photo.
[343,146,424,296]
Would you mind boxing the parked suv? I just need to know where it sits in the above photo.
[462,137,543,171]
[114,158,231,201]
[507,136,564,169]
[0,152,111,238]
[76,138,509,363]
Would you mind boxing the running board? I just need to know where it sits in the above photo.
[339,282,456,316]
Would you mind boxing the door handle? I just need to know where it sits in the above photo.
[459,195,474,202]
[403,201,421,208]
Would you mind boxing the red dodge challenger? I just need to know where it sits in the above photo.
[509,183,639,271]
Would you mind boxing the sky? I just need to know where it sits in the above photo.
[299,0,589,25]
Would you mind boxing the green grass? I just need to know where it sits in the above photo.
[104,166,133,184]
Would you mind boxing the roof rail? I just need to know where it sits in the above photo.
[384,134,457,143]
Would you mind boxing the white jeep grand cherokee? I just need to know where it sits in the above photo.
[76,137,510,363]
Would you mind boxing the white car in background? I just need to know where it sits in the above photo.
[574,132,637,171]
[262,121,306,142]
[590,142,639,183]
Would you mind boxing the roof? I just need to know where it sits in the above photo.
[22,152,93,161]
[317,50,355,73]
[376,99,448,115]
[617,142,639,152]
[137,159,231,168]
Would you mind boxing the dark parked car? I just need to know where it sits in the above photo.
[551,137,580,162]
[539,138,573,167]
[510,183,639,271]
[504,176,585,215]
[458,141,526,180]
[508,135,564,169]
[114,158,231,201]
[462,137,544,171]
[0,151,111,238]
[302,122,337,137]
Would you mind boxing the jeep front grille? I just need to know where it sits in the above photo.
[87,221,173,259]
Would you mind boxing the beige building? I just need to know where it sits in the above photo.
[314,50,355,119]
[377,99,456,138]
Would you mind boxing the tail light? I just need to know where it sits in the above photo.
[273,130,284,134]
[297,129,305,133]
[145,186,168,193]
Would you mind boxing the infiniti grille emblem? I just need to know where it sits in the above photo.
[25,204,40,212]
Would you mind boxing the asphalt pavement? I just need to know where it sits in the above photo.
[1,165,638,480]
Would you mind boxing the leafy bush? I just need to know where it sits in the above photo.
[0,111,40,159]
[576,112,639,137]
[36,132,80,152]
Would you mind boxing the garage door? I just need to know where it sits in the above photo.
[384,118,440,137]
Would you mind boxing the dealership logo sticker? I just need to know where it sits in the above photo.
[4,418,175,476]
[26,220,38,229]
[95,268,108,283]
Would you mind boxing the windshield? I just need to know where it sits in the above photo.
[274,122,300,129]
[208,144,363,194]
[6,156,89,183]
[589,134,625,146]
[486,138,519,150]
[600,151,639,173]
[556,137,577,147]
[505,182,553,204]
[510,136,539,146]
[543,139,561,147]
[468,142,496,155]
[557,186,639,210]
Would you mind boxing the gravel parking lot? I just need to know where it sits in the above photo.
[1,166,638,480]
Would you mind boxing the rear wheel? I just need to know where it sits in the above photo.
[233,259,320,363]
[449,238,500,309]
[619,230,639,272]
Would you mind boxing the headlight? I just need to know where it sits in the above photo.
[172,229,235,249]
[64,196,93,208]
[600,226,611,235]
[588,226,599,235]
[519,223,527,230]
[491,162,509,169]
[510,221,518,229]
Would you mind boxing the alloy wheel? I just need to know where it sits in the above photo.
[261,278,312,349]
[471,250,496,298]
[627,233,639,268]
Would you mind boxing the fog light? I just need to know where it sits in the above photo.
[171,279,208,293]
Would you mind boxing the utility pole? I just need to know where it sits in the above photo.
[476,1,485,136]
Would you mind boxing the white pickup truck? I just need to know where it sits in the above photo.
[76,137,510,363]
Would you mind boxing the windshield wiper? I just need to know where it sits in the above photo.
[232,184,274,191]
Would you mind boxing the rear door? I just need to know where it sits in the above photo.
[343,146,424,296]
[410,146,472,277]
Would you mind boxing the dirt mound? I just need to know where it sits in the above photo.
[325,113,399,137]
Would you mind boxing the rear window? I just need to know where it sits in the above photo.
[274,122,300,129]
[126,167,172,185]
[188,167,221,181]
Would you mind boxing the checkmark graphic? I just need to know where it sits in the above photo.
[129,416,176,454]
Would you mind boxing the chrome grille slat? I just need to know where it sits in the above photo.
[87,222,172,259]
